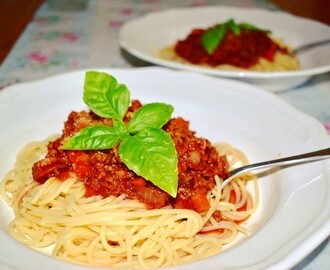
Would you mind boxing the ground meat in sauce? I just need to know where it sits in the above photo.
[32,100,229,212]
[174,27,288,68]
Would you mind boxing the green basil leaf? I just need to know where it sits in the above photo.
[127,103,174,133]
[201,24,226,55]
[83,71,130,121]
[239,22,271,34]
[62,125,121,150]
[239,22,258,30]
[119,128,178,197]
[225,19,241,35]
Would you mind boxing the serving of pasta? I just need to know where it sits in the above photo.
[0,71,259,269]
[159,19,300,72]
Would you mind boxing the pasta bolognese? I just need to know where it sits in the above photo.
[159,19,300,72]
[0,71,258,269]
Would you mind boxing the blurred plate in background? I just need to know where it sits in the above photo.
[119,6,330,92]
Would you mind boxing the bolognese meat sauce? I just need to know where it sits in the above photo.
[32,100,229,213]
[175,27,289,68]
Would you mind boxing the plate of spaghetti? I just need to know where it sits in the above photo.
[119,6,330,92]
[0,67,329,270]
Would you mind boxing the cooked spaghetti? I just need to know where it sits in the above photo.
[1,132,258,269]
[0,72,259,268]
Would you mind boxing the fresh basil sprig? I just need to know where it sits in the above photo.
[62,71,178,197]
[201,19,271,55]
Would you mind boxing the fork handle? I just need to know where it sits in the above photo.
[222,148,330,188]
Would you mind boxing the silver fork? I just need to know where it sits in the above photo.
[292,39,330,55]
[221,148,330,188]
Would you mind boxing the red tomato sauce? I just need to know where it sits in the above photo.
[32,100,229,213]
[174,28,289,68]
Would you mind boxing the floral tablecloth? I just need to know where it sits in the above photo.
[0,0,329,269]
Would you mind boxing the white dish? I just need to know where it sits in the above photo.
[0,67,330,270]
[119,6,330,92]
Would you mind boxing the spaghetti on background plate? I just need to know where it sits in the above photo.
[159,19,300,72]
[0,71,258,269]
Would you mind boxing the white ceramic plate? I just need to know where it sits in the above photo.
[0,67,329,270]
[119,6,330,92]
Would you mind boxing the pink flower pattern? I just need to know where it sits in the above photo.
[108,20,123,29]
[27,51,48,64]
[120,8,134,16]
[324,124,330,134]
[60,32,79,42]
